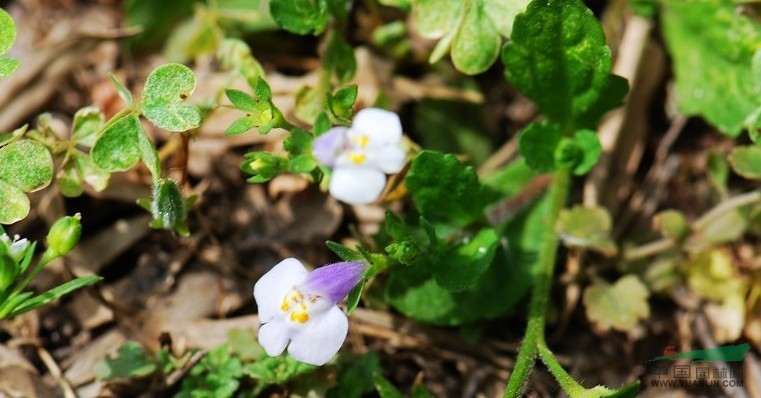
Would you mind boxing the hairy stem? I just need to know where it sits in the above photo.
[504,168,570,397]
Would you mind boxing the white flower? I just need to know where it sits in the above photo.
[253,258,367,366]
[0,233,29,263]
[312,108,406,205]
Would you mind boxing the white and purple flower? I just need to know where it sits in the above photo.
[313,108,406,205]
[253,258,368,366]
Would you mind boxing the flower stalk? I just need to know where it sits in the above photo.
[504,167,570,397]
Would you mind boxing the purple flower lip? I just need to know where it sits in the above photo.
[312,127,348,168]
[298,260,368,304]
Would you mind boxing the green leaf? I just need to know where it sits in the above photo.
[313,112,331,136]
[653,209,689,242]
[406,151,497,226]
[91,114,142,172]
[269,0,328,35]
[660,0,761,136]
[332,352,382,398]
[140,63,202,132]
[0,8,18,78]
[9,275,103,317]
[0,245,19,292]
[502,0,627,128]
[325,34,356,84]
[74,152,109,192]
[583,275,650,332]
[288,153,318,174]
[92,341,158,380]
[569,129,601,175]
[345,282,363,314]
[226,116,258,136]
[136,124,161,180]
[518,121,563,172]
[434,228,499,292]
[225,89,258,112]
[72,106,105,147]
[326,241,364,261]
[255,77,272,101]
[284,128,313,155]
[0,140,54,192]
[729,145,761,180]
[483,0,530,37]
[0,180,29,224]
[109,75,133,106]
[450,0,500,75]
[385,195,548,325]
[57,161,84,197]
[411,0,527,74]
[328,85,358,120]
[218,39,266,91]
[373,374,404,398]
[556,205,617,255]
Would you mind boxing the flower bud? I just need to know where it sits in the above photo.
[241,152,287,183]
[47,214,82,256]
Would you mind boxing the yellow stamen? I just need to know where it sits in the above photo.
[280,299,290,312]
[290,311,310,323]
[349,153,366,165]
[358,135,369,148]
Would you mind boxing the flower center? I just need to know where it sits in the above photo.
[279,288,327,324]
[348,152,366,165]
[352,134,369,148]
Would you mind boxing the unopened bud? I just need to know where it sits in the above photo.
[47,214,82,256]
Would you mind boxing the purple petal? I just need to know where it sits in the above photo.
[313,127,348,168]
[298,261,368,304]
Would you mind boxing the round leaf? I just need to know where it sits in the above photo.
[91,114,142,172]
[0,139,53,192]
[0,8,16,55]
[141,63,202,132]
[451,0,500,75]
[729,145,761,180]
[0,179,29,224]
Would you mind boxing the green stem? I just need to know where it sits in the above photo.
[536,342,586,396]
[0,248,59,317]
[504,168,570,397]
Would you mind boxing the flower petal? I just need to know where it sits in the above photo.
[312,127,348,168]
[254,258,309,323]
[349,108,402,147]
[258,319,290,357]
[366,145,406,174]
[329,167,386,205]
[299,261,368,304]
[287,305,348,365]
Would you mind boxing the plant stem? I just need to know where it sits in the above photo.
[536,342,586,396]
[504,168,571,397]
[0,248,58,316]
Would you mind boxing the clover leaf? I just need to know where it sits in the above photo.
[140,63,202,132]
[0,140,54,224]
[411,0,528,75]
[0,8,19,78]
[502,0,627,128]
[91,114,143,172]
[57,107,110,197]
[584,275,650,332]
[729,145,761,180]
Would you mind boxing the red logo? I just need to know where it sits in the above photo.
[663,346,678,356]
